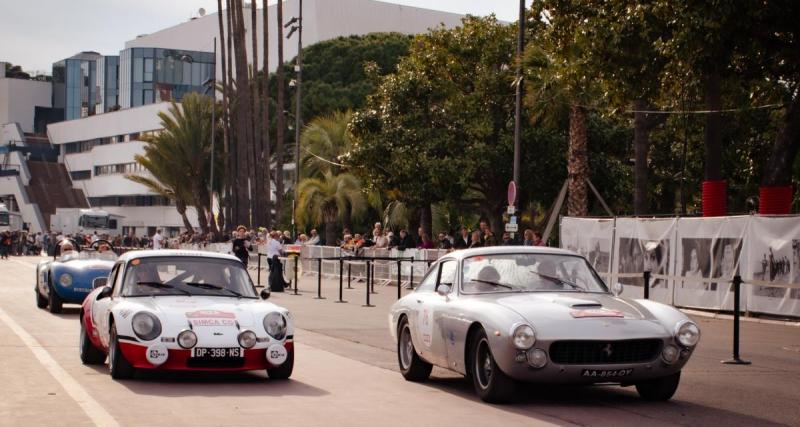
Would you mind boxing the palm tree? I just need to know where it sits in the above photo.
[231,0,254,227]
[299,110,352,178]
[296,172,366,245]
[524,44,596,217]
[261,0,272,227]
[275,0,286,219]
[127,93,222,235]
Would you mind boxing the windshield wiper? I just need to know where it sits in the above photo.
[469,279,514,290]
[184,282,246,298]
[528,271,586,291]
[136,281,192,296]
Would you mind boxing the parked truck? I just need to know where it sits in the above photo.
[0,203,23,232]
[50,208,123,237]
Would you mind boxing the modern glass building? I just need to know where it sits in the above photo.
[119,47,214,109]
[51,52,102,121]
[51,52,120,121]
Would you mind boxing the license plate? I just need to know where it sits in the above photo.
[191,348,242,358]
[581,368,633,378]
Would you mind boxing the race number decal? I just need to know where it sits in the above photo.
[418,308,433,347]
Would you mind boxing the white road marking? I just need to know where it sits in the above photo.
[0,305,119,426]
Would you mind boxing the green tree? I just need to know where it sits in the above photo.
[296,172,366,245]
[129,93,223,234]
[300,110,352,178]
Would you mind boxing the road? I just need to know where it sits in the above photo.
[1,255,798,427]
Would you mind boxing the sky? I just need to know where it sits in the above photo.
[0,0,531,75]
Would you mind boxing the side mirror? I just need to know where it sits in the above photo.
[260,289,270,300]
[612,282,624,296]
[435,284,451,296]
[97,286,112,300]
[92,277,108,289]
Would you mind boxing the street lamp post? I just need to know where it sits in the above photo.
[513,0,524,204]
[286,0,303,240]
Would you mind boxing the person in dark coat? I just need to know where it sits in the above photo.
[453,226,471,249]
[268,254,291,292]
[397,229,415,251]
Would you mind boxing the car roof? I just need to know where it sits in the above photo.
[441,246,578,261]
[117,249,240,263]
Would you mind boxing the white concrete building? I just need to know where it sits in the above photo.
[47,102,203,236]
[0,64,52,134]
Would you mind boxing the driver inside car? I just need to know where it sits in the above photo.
[59,241,77,261]
[534,259,565,290]
[464,264,504,293]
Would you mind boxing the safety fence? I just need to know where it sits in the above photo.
[561,215,800,318]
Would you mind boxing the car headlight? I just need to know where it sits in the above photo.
[527,348,548,368]
[263,312,287,340]
[177,330,197,349]
[675,321,700,347]
[661,344,680,364]
[238,330,257,348]
[512,324,536,350]
[132,312,162,341]
[59,273,73,286]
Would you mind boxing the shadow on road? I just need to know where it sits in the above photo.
[415,376,785,427]
[103,369,329,398]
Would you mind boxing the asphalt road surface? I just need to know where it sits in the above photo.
[1,256,798,427]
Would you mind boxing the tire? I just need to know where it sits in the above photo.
[35,278,47,309]
[47,280,63,314]
[636,371,681,401]
[79,318,106,365]
[397,316,432,382]
[266,348,294,380]
[470,328,515,403]
[108,326,135,380]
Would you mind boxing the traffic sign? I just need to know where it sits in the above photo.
[507,181,517,206]
[509,215,517,224]
[505,223,518,232]
[507,205,516,215]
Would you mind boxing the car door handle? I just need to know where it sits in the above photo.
[416,299,423,304]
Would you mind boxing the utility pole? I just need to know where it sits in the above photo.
[512,0,524,202]
[210,37,217,228]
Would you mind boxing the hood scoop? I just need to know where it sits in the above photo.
[571,302,602,308]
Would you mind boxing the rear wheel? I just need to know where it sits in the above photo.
[79,318,106,365]
[47,280,63,314]
[470,328,515,403]
[636,371,681,401]
[397,316,432,382]
[108,326,135,380]
[267,348,294,380]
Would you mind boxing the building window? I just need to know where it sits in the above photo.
[143,89,154,104]
[144,58,154,82]
[69,170,91,180]
[94,162,144,176]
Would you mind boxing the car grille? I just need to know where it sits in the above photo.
[549,339,662,364]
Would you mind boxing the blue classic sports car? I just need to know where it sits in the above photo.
[36,239,117,313]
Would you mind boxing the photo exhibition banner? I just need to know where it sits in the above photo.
[560,214,800,317]
[613,217,677,304]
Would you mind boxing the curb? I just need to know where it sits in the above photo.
[681,308,800,327]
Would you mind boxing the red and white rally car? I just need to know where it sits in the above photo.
[79,250,294,380]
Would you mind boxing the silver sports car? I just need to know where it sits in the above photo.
[389,246,700,403]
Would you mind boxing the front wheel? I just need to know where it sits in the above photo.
[108,326,135,380]
[397,317,432,382]
[47,281,63,314]
[470,328,515,403]
[635,371,681,401]
[80,318,106,365]
[266,348,294,380]
[35,282,47,309]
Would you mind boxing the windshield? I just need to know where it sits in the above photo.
[78,250,118,261]
[461,253,608,294]
[122,256,257,298]
[81,215,109,229]
[0,212,8,226]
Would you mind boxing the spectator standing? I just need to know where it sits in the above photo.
[397,229,415,250]
[523,229,535,246]
[438,232,453,250]
[532,231,545,246]
[266,231,283,271]
[417,232,434,249]
[373,228,389,249]
[453,226,471,249]
[501,232,514,246]
[152,229,164,250]
[469,230,483,248]
[307,229,320,245]
[0,231,11,259]
[232,225,250,266]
